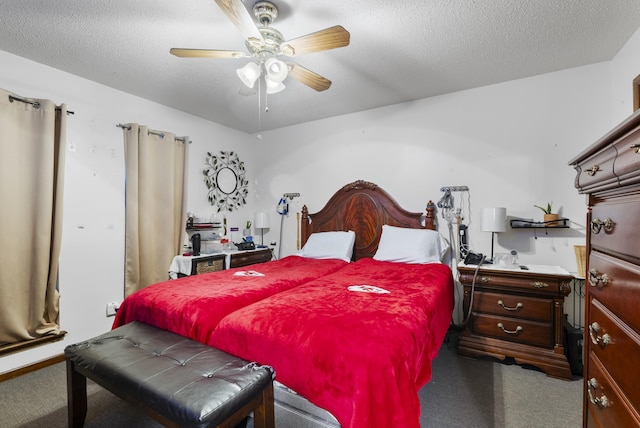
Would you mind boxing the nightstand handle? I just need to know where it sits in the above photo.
[587,378,610,408]
[588,268,610,287]
[588,322,611,348]
[497,322,523,335]
[497,300,523,311]
[530,281,549,288]
[631,143,640,154]
[480,277,490,283]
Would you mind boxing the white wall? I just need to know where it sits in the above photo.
[0,50,255,374]
[254,63,611,269]
[611,26,640,124]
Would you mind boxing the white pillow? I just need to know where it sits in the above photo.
[373,225,444,264]
[297,230,356,263]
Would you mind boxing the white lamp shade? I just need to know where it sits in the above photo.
[265,78,285,94]
[236,62,261,88]
[264,58,288,82]
[254,212,270,229]
[481,207,507,232]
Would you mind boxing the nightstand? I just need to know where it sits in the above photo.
[457,263,573,380]
[169,248,273,279]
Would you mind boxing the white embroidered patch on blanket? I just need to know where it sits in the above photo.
[233,270,265,277]
[347,285,390,294]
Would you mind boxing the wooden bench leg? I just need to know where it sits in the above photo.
[252,382,275,428]
[66,358,87,428]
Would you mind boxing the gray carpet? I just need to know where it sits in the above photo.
[0,332,582,427]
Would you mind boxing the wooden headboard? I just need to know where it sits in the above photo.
[300,180,436,261]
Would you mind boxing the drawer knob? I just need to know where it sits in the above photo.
[588,268,610,288]
[584,165,600,176]
[497,322,523,335]
[587,378,610,408]
[631,143,640,154]
[497,300,523,311]
[588,322,611,348]
[590,217,613,234]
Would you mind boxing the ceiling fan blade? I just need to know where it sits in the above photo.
[170,48,247,59]
[214,0,265,47]
[286,62,332,92]
[281,25,350,56]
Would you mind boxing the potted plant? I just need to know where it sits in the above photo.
[534,202,559,226]
[243,220,252,236]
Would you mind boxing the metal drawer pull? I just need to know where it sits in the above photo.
[588,322,611,347]
[588,268,610,287]
[585,165,600,176]
[530,281,548,288]
[587,378,610,408]
[590,217,613,234]
[632,143,640,154]
[497,300,523,311]
[480,277,490,283]
[497,322,523,334]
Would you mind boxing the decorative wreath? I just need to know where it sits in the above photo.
[202,151,248,212]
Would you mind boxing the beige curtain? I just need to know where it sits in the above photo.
[0,89,66,345]
[124,124,187,296]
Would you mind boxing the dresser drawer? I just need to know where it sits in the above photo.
[586,352,640,428]
[473,290,553,323]
[589,251,640,333]
[590,199,640,262]
[612,126,640,186]
[588,299,640,413]
[574,146,617,192]
[472,313,553,348]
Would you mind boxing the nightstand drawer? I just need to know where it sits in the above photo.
[473,291,553,323]
[472,313,553,348]
[229,249,272,268]
[461,270,563,295]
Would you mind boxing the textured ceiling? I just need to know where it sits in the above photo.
[1,0,639,133]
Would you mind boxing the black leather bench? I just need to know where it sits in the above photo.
[64,321,274,428]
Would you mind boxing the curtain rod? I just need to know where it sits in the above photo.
[116,123,190,143]
[8,94,74,115]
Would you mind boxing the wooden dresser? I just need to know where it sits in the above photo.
[457,264,573,380]
[569,109,640,427]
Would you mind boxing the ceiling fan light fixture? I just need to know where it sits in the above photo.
[265,78,285,94]
[236,62,262,88]
[264,57,288,82]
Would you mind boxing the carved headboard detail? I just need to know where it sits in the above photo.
[300,180,436,261]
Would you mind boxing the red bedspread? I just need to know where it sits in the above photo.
[209,258,454,428]
[112,256,347,343]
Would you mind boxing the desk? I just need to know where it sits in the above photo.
[457,263,573,380]
[169,248,273,279]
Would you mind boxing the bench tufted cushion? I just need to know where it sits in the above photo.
[65,321,274,427]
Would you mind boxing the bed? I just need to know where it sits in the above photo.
[113,180,454,428]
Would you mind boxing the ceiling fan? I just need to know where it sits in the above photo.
[170,0,350,93]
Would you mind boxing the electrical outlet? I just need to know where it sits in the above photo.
[106,302,119,317]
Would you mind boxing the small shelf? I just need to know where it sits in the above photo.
[510,218,569,229]
[186,223,223,231]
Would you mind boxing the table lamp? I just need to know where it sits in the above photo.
[254,212,270,248]
[481,207,506,261]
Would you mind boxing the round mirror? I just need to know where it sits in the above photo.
[203,151,248,212]
[216,167,237,195]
